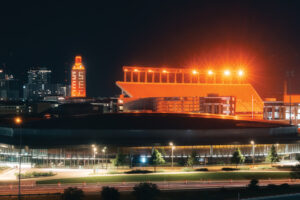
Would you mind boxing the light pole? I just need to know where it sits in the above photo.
[92,144,97,173]
[250,140,255,165]
[102,147,107,169]
[169,142,175,168]
[14,117,22,200]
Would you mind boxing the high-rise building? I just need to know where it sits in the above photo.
[71,56,86,98]
[23,67,52,100]
[0,70,20,100]
[27,68,51,84]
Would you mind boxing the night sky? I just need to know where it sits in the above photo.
[1,1,300,98]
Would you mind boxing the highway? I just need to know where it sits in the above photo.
[0,179,300,195]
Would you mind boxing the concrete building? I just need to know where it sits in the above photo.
[122,95,236,115]
[0,113,298,168]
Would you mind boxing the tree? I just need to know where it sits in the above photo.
[231,148,245,167]
[113,152,127,168]
[101,186,120,200]
[177,154,187,166]
[186,151,198,168]
[247,179,259,190]
[62,187,84,200]
[150,149,165,172]
[133,182,160,200]
[266,145,280,163]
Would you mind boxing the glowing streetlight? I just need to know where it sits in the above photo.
[92,145,98,173]
[250,140,255,165]
[169,142,175,167]
[14,116,22,200]
[102,147,107,169]
[14,117,22,125]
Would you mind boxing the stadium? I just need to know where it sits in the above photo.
[0,66,299,168]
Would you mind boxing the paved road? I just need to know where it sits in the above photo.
[244,193,300,200]
[0,179,300,195]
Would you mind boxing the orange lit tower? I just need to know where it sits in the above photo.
[71,56,86,97]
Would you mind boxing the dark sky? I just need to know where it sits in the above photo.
[1,0,300,98]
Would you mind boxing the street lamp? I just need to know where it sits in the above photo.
[102,147,107,169]
[14,117,22,200]
[169,142,175,168]
[91,146,97,173]
[250,140,255,165]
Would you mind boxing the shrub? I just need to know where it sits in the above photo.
[266,184,277,190]
[62,187,84,200]
[133,182,160,200]
[16,171,55,179]
[195,168,208,171]
[125,170,153,174]
[101,186,120,200]
[279,183,290,190]
[181,167,195,172]
[221,167,239,171]
[247,179,259,190]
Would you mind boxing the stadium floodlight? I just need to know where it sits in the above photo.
[148,69,153,73]
[134,69,139,72]
[208,70,213,75]
[162,69,168,73]
[192,70,198,75]
[224,70,231,76]
[238,70,244,76]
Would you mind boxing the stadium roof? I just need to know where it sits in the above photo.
[0,113,297,147]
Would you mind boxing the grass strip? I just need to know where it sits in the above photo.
[37,171,291,184]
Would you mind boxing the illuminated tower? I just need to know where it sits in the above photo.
[71,56,86,97]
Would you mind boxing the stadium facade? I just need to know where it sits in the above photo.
[116,66,263,118]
